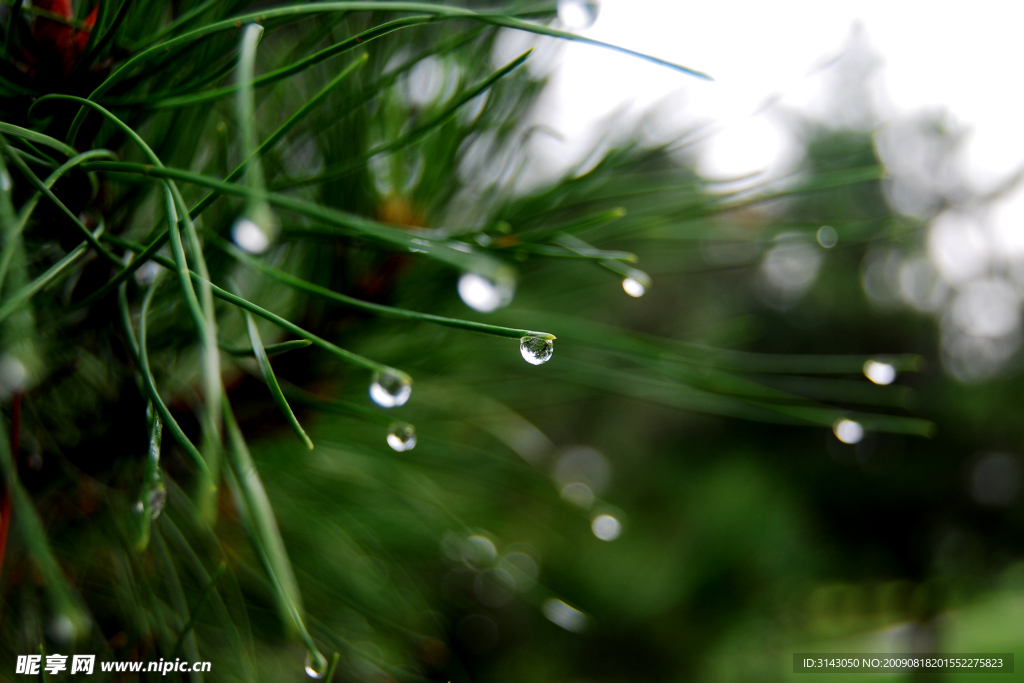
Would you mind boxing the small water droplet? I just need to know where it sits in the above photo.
[46,614,77,644]
[134,260,164,286]
[458,273,515,312]
[133,501,145,515]
[591,514,621,541]
[369,369,412,408]
[622,277,646,297]
[833,419,864,444]
[520,336,553,365]
[0,169,11,192]
[386,423,417,452]
[0,354,28,400]
[863,360,897,385]
[464,535,498,568]
[817,225,838,248]
[304,651,328,679]
[557,0,599,30]
[542,598,587,632]
[560,482,594,508]
[147,486,167,519]
[232,217,271,254]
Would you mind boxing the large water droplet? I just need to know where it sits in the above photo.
[833,419,864,444]
[863,360,897,385]
[557,0,599,30]
[520,337,553,365]
[622,277,646,298]
[458,273,515,313]
[386,423,417,452]
[304,651,328,680]
[591,514,621,541]
[369,369,412,408]
[231,217,271,254]
[147,485,167,520]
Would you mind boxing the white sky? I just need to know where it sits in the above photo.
[500,0,1024,381]
[513,0,1024,193]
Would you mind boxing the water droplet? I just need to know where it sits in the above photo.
[591,514,621,541]
[134,260,164,286]
[46,614,77,644]
[464,535,498,568]
[863,360,897,385]
[133,501,145,515]
[386,423,417,452]
[0,354,28,400]
[520,336,553,365]
[833,419,864,444]
[622,277,646,297]
[231,217,271,254]
[0,169,11,192]
[304,651,328,680]
[500,552,539,591]
[369,369,412,408]
[147,485,167,520]
[557,0,599,30]
[560,482,594,508]
[817,225,838,248]
[458,273,515,313]
[542,598,587,632]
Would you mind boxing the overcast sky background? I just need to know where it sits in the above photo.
[493,1,1024,381]
[506,1,1023,198]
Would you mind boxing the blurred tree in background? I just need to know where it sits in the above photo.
[0,2,1021,682]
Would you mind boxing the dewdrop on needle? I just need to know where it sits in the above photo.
[520,336,554,365]
[369,369,412,408]
[387,423,417,452]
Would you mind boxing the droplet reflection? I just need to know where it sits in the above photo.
[0,354,28,401]
[520,336,554,365]
[622,277,646,297]
[458,273,515,313]
[817,225,839,248]
[561,482,595,508]
[591,514,621,541]
[863,360,897,385]
[304,651,328,679]
[557,0,599,30]
[464,535,498,568]
[833,419,864,444]
[369,370,412,408]
[231,217,271,254]
[542,598,587,633]
[147,486,167,520]
[386,423,417,452]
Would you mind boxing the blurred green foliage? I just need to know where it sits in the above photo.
[0,2,1021,683]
